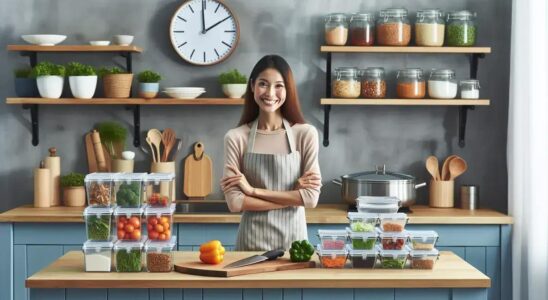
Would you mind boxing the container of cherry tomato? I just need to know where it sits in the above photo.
[144,204,175,241]
[114,206,144,241]
[145,173,175,207]
[378,228,408,250]
[317,229,347,250]
[316,244,348,268]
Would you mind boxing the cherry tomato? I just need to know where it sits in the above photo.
[147,224,153,232]
[129,217,140,228]
[149,231,159,240]
[117,229,125,239]
[118,216,127,223]
[125,224,135,233]
[160,217,170,225]
[155,224,164,233]
[149,218,158,226]
[117,221,125,229]
[163,223,170,230]
[131,230,141,240]
[159,233,167,240]
[164,229,171,238]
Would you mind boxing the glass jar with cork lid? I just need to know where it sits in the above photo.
[325,13,348,46]
[377,8,411,46]
[415,9,445,46]
[396,68,425,99]
[332,67,361,98]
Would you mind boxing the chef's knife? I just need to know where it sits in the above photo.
[223,249,285,269]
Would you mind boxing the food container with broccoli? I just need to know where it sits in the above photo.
[409,247,439,269]
[83,239,114,272]
[347,212,377,232]
[114,173,146,208]
[114,206,144,241]
[347,227,377,250]
[83,206,113,241]
[316,244,348,268]
[408,230,439,250]
[114,239,144,272]
[317,229,347,250]
[379,213,408,232]
[347,245,377,268]
[144,236,176,272]
[378,245,409,269]
[145,173,175,207]
[379,228,408,250]
[85,173,116,207]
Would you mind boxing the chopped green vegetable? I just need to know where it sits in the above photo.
[116,182,141,207]
[446,24,476,46]
[86,215,111,240]
[350,222,375,232]
[116,250,142,272]
[381,257,406,269]
[289,240,315,262]
[351,238,376,250]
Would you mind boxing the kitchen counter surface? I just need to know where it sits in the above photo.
[26,251,490,289]
[0,204,513,224]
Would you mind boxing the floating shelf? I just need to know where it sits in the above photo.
[320,46,491,54]
[7,45,143,53]
[321,99,490,106]
[6,98,244,105]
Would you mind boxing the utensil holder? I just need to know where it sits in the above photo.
[151,161,176,201]
[428,180,454,208]
[111,159,134,172]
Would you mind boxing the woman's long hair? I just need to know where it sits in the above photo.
[238,55,306,126]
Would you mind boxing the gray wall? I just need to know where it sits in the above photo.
[0,0,510,213]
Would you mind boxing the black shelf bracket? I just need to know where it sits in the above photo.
[22,104,39,146]
[132,105,141,147]
[323,52,332,147]
[458,53,486,147]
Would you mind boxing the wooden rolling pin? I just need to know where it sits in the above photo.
[91,130,108,172]
[44,147,61,206]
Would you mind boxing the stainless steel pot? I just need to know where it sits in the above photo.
[333,165,427,207]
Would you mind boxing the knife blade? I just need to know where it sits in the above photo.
[223,249,285,269]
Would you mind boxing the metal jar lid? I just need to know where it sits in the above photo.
[342,165,415,183]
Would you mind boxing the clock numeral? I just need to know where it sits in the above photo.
[215,3,221,13]
[189,5,194,13]
[203,51,206,62]
[214,48,220,58]
[222,41,231,48]
[178,42,187,48]
[174,30,185,33]
[177,16,187,22]
[190,49,196,59]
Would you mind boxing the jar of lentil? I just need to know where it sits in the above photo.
[349,13,375,46]
[396,68,425,99]
[460,79,481,99]
[376,8,411,46]
[415,9,445,46]
[325,13,348,46]
[360,67,386,98]
[428,69,458,99]
[332,67,361,98]
[445,10,477,46]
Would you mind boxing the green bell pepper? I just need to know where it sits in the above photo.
[289,240,315,262]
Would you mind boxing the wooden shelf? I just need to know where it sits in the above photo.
[321,98,490,106]
[321,46,491,54]
[7,44,143,53]
[6,98,244,105]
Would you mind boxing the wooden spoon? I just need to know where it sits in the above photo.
[147,129,162,163]
[161,128,176,162]
[425,156,441,181]
[448,156,468,180]
[145,137,157,163]
[441,155,457,181]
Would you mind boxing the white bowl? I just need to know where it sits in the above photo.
[113,35,134,46]
[89,40,110,46]
[163,90,205,99]
[164,87,205,92]
[21,34,67,46]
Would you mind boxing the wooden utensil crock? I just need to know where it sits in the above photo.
[111,159,134,172]
[44,147,61,206]
[428,180,454,208]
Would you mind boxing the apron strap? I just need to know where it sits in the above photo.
[246,119,297,153]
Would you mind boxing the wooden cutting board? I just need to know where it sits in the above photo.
[84,132,112,173]
[183,142,212,199]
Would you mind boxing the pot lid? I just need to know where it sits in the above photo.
[342,165,415,183]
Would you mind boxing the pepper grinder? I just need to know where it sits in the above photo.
[34,161,51,208]
[44,147,61,206]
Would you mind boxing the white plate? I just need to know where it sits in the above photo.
[22,34,67,46]
[163,90,205,99]
[89,40,110,46]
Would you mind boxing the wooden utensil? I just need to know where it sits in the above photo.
[85,132,98,173]
[147,129,162,163]
[161,128,176,162]
[91,130,108,172]
[448,156,468,180]
[441,155,457,181]
[183,142,212,199]
[425,156,441,181]
[145,137,157,163]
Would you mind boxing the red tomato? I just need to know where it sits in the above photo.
[124,224,135,233]
[131,230,141,240]
[149,231,159,240]
[117,221,125,229]
[117,230,125,239]
[155,224,164,233]
[159,233,167,240]
[149,218,158,226]
[129,217,140,228]
[163,223,170,230]
[160,217,169,225]
[147,224,153,232]
[118,216,127,223]
[164,229,171,238]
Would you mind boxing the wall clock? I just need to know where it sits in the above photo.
[170,0,240,65]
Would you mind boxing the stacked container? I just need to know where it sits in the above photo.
[407,231,440,269]
[145,204,176,241]
[145,236,177,272]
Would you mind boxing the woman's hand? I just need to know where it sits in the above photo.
[295,171,322,189]
[220,165,255,195]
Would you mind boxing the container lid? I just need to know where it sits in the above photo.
[115,172,147,183]
[460,79,481,87]
[316,244,348,256]
[416,9,443,18]
[379,8,408,17]
[361,67,385,77]
[350,13,374,21]
[83,239,115,251]
[409,247,439,258]
[447,10,476,19]
[347,212,378,222]
[325,13,347,22]
[407,230,438,240]
[379,213,407,220]
[334,67,358,76]
[346,244,377,257]
[144,203,176,216]
[114,206,144,216]
[397,68,423,77]
[144,236,176,252]
[378,228,409,239]
[146,173,175,183]
[84,172,116,183]
[347,227,377,239]
[377,245,409,258]
[342,165,415,183]
[114,239,145,251]
[430,69,455,77]
[358,203,399,214]
[83,206,114,216]
[317,229,347,239]
[356,196,401,206]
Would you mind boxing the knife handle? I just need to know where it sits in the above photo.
[261,249,285,260]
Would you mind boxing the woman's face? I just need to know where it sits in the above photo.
[251,68,286,113]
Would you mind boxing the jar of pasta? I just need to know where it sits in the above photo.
[325,13,348,46]
[332,67,361,98]
[415,9,445,46]
[377,8,411,46]
[396,68,425,99]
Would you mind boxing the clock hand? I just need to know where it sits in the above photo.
[204,15,231,33]
[201,0,206,34]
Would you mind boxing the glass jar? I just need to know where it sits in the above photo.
[325,13,348,46]
[460,79,481,99]
[360,67,386,98]
[332,67,361,98]
[396,68,425,99]
[446,10,477,46]
[415,9,445,46]
[428,69,458,99]
[376,8,411,46]
[349,13,375,46]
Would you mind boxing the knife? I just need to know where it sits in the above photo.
[223,249,285,269]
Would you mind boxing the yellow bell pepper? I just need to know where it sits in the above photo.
[199,240,225,264]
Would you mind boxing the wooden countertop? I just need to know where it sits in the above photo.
[0,204,513,224]
[26,251,490,289]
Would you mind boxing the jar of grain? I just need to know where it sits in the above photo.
[332,67,361,98]
[415,9,445,46]
[376,8,411,46]
[428,69,458,99]
[325,13,348,46]
[459,79,480,99]
[446,11,477,46]
[396,68,425,99]
[349,13,375,46]
[360,67,386,98]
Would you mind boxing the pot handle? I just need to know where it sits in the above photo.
[415,182,427,189]
[332,179,342,186]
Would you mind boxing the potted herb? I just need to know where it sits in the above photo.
[219,69,248,98]
[97,121,133,172]
[66,62,97,99]
[31,61,65,98]
[60,172,85,206]
[14,68,39,97]
[137,70,162,99]
[97,67,133,98]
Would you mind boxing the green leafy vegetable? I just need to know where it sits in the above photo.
[218,69,247,84]
[96,121,127,159]
[116,182,141,207]
[86,215,111,240]
[351,238,376,250]
[350,222,375,232]
[97,66,125,77]
[60,172,85,187]
[137,70,162,83]
[116,249,142,272]
[381,257,406,269]
[66,62,96,76]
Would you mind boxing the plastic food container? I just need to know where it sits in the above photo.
[428,69,458,99]
[347,227,377,250]
[356,196,401,214]
[408,230,439,250]
[415,9,445,46]
[325,13,348,46]
[446,10,477,46]
[114,239,144,272]
[378,246,409,269]
[145,173,175,207]
[347,212,378,232]
[376,8,411,46]
[83,206,113,241]
[332,67,361,98]
[145,204,175,241]
[347,245,377,268]
[460,79,480,99]
[379,229,408,250]
[145,236,176,272]
[360,67,386,98]
[396,68,426,99]
[114,207,144,241]
[83,239,114,272]
[85,173,115,207]
[317,229,347,250]
[113,173,146,208]
[349,13,375,46]
[379,213,408,232]
[409,248,439,269]
[316,244,348,268]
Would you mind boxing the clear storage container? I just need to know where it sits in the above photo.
[317,229,347,250]
[85,173,116,207]
[347,212,378,232]
[347,245,377,268]
[409,248,439,269]
[396,68,426,99]
[325,13,348,46]
[145,173,175,207]
[83,239,114,272]
[145,204,175,241]
[347,227,377,250]
[145,236,176,272]
[357,196,401,214]
[114,206,144,241]
[114,239,144,272]
[460,79,480,99]
[360,67,386,98]
[316,244,348,268]
[428,69,458,99]
[83,206,113,241]
[415,9,445,46]
[114,173,146,208]
[408,230,439,250]
[349,13,375,46]
[378,246,409,269]
[446,10,477,46]
[379,228,408,250]
[379,213,408,232]
[377,8,411,46]
[332,67,361,98]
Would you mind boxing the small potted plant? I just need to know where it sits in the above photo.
[31,61,65,98]
[97,121,132,172]
[97,67,133,98]
[14,68,39,97]
[66,62,97,99]
[137,70,162,99]
[219,69,247,98]
[60,172,86,207]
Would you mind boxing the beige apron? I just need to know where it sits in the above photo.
[235,119,308,251]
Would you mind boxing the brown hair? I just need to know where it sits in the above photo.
[238,55,306,126]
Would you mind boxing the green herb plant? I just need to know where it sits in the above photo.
[116,249,142,272]
[86,215,111,240]
[14,68,33,78]
[116,182,141,207]
[97,66,125,77]
[60,172,85,187]
[218,69,247,84]
[66,62,96,77]
[137,70,162,83]
[96,121,127,159]
[31,61,66,77]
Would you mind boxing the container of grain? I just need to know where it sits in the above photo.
[332,67,361,98]
[428,69,458,99]
[376,8,411,46]
[446,10,477,46]
[396,68,425,99]
[460,79,481,99]
[325,13,348,46]
[415,9,445,46]
[349,13,375,46]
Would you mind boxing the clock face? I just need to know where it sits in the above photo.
[170,0,240,65]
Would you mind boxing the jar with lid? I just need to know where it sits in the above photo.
[460,79,480,99]
[325,13,348,46]
[376,8,411,46]
[446,10,477,46]
[349,13,375,46]
[428,69,457,99]
[415,9,445,46]
[396,68,425,99]
[360,67,386,98]
[332,67,361,98]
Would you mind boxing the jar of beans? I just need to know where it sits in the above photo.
[332,67,361,98]
[349,13,375,46]
[415,9,445,47]
[376,8,411,46]
[445,10,477,46]
[396,68,425,99]
[428,69,458,99]
[325,13,348,46]
[360,67,386,98]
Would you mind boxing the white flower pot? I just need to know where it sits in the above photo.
[69,75,98,99]
[37,76,64,98]
[222,83,247,98]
